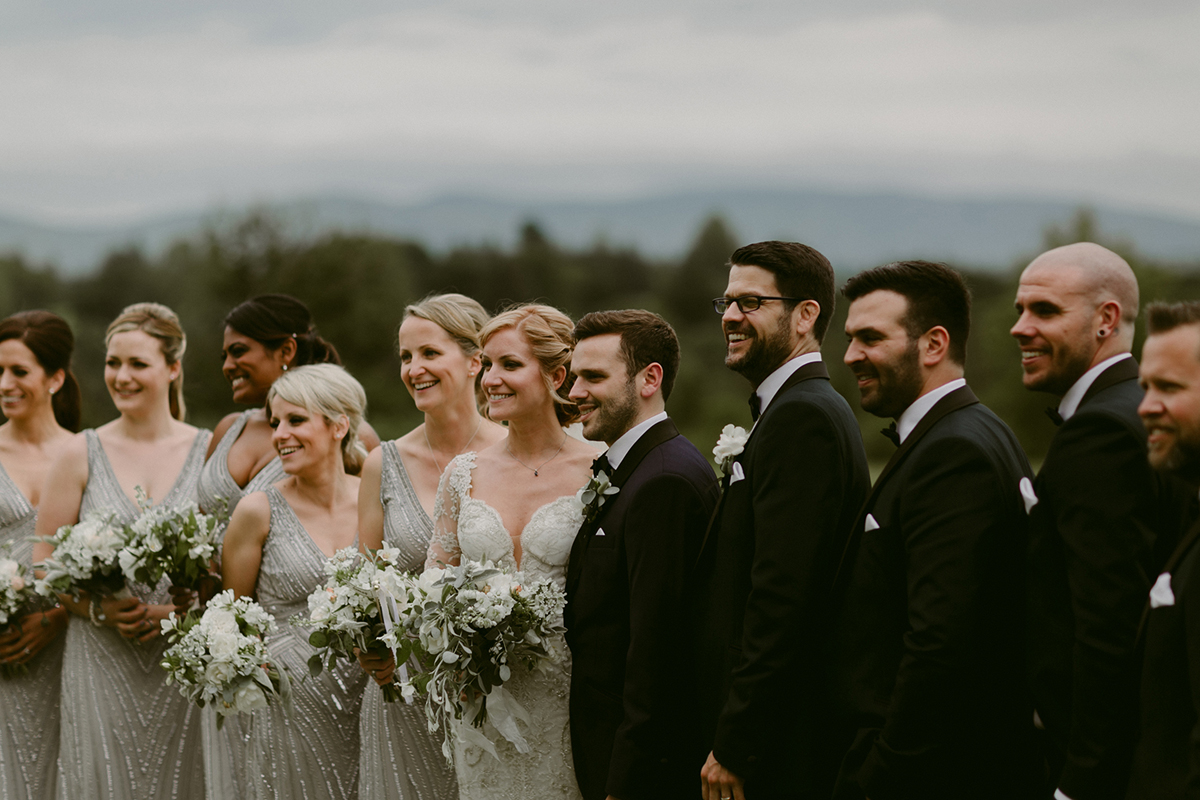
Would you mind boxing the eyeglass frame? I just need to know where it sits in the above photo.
[712,295,804,314]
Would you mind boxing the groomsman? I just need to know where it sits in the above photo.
[564,310,720,800]
[830,260,1038,799]
[1126,301,1200,799]
[1014,243,1185,800]
[697,241,870,800]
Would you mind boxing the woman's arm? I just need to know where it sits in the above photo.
[357,447,385,554]
[31,434,90,620]
[221,491,271,599]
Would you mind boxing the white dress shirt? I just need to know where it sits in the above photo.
[895,378,966,444]
[604,411,669,470]
[1057,353,1134,422]
[754,352,824,417]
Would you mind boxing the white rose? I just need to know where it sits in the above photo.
[208,630,240,661]
[205,660,236,686]
[712,424,750,465]
[203,608,238,635]
[233,682,269,713]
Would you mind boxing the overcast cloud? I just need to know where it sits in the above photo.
[0,0,1196,224]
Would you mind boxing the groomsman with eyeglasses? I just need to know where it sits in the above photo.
[696,240,869,800]
[829,260,1039,799]
[1013,244,1188,800]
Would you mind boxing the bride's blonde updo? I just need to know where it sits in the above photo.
[105,302,188,421]
[267,363,369,475]
[480,303,579,426]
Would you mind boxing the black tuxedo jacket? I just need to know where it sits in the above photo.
[827,385,1040,800]
[695,360,870,799]
[1027,358,1190,800]
[1126,506,1200,800]
[564,418,720,800]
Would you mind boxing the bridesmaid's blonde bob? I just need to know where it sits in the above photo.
[267,363,368,475]
[105,302,188,421]
[480,303,579,426]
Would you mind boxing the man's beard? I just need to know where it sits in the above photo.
[1150,426,1200,485]
[855,339,923,419]
[585,379,640,444]
[725,313,796,387]
[1025,339,1095,397]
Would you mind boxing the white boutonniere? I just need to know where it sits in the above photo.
[577,470,619,524]
[713,424,750,477]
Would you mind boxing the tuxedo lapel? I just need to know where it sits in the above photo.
[1079,357,1139,408]
[566,419,681,598]
[831,385,980,591]
[1136,513,1200,644]
[695,360,832,565]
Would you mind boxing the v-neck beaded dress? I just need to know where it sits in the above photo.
[0,459,63,800]
[248,485,366,800]
[57,427,211,800]
[359,442,458,800]
[195,409,286,800]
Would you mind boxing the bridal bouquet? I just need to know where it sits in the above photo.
[384,560,567,761]
[160,589,291,728]
[118,495,223,596]
[36,509,131,601]
[297,546,410,703]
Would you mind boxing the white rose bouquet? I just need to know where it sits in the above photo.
[118,497,222,597]
[36,509,131,601]
[386,560,567,761]
[159,589,290,728]
[296,546,410,703]
[0,555,45,678]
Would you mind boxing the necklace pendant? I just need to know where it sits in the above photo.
[533,469,539,477]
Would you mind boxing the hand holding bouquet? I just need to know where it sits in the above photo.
[0,554,49,677]
[160,589,290,728]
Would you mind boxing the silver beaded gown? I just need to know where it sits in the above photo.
[195,409,285,800]
[0,460,63,800]
[249,485,367,800]
[57,427,212,800]
[359,442,459,800]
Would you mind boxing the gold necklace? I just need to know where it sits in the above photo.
[506,435,567,477]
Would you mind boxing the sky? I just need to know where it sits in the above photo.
[1,0,1197,225]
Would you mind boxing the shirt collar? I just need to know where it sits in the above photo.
[604,411,669,470]
[755,352,823,415]
[1057,353,1134,422]
[896,378,967,444]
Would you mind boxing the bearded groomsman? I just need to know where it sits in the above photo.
[1126,301,1200,799]
[1014,243,1187,800]
[697,241,870,800]
[829,260,1039,799]
[564,310,720,800]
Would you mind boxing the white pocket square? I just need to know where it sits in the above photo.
[1150,572,1175,608]
[864,513,880,532]
[1019,477,1038,515]
[594,528,606,537]
[729,462,746,484]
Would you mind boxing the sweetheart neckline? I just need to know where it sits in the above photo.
[460,494,579,566]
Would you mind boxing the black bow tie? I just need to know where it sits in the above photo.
[1045,407,1064,427]
[592,454,612,477]
[881,422,900,447]
[749,392,762,423]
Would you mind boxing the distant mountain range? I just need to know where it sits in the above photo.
[4,189,1200,275]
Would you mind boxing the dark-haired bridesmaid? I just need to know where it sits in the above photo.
[0,310,80,800]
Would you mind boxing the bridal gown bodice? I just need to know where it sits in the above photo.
[0,459,62,800]
[58,427,211,800]
[432,453,585,800]
[359,442,458,800]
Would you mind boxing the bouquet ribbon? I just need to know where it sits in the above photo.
[376,589,411,703]
[463,684,533,759]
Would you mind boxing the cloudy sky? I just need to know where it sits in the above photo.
[1,0,1197,225]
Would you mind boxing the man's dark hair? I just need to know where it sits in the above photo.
[842,260,972,365]
[728,241,836,343]
[573,309,681,401]
[1146,301,1200,339]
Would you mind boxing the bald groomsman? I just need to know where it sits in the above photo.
[1013,243,1186,800]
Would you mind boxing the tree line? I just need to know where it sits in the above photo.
[2,208,1198,466]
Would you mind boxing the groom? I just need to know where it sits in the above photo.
[564,309,720,800]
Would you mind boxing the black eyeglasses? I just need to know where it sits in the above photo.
[712,295,803,314]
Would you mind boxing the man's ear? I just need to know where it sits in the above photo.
[920,326,951,367]
[793,300,820,338]
[638,363,664,399]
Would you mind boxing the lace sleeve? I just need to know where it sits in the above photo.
[426,453,475,569]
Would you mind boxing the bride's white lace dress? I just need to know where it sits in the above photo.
[427,452,585,800]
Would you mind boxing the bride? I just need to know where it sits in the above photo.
[425,304,594,800]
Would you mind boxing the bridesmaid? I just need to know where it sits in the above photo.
[221,363,370,800]
[356,294,505,800]
[33,302,211,800]
[201,293,379,518]
[0,311,79,800]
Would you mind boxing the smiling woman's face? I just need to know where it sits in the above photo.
[222,326,286,405]
[105,330,176,417]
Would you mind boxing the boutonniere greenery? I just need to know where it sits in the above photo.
[712,424,750,477]
[577,470,619,524]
